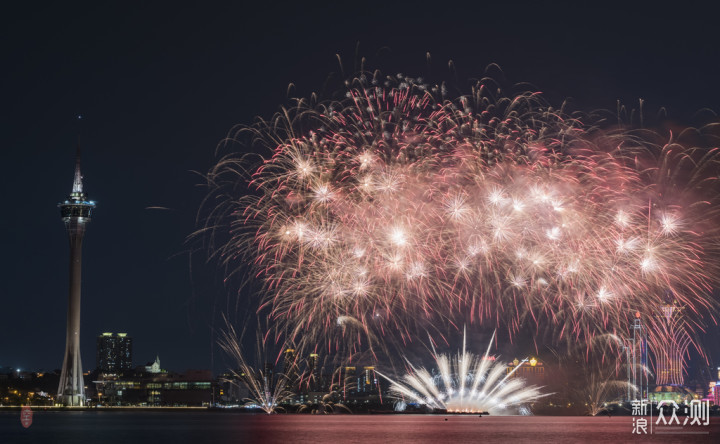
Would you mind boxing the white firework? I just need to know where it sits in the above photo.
[219,325,293,414]
[379,330,548,415]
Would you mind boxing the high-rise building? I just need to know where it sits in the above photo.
[96,333,133,373]
[342,366,357,398]
[307,353,319,391]
[283,348,298,386]
[57,149,96,406]
[649,303,690,386]
[645,301,701,403]
[363,366,377,392]
[283,349,296,376]
[282,349,299,401]
[263,362,274,387]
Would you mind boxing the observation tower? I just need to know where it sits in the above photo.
[625,311,648,400]
[56,148,96,406]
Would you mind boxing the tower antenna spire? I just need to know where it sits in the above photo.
[72,143,83,195]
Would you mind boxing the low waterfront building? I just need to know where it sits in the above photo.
[648,385,699,403]
[93,358,212,406]
[506,356,546,385]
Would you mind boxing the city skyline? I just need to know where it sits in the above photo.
[2,2,720,380]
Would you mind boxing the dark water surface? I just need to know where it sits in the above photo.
[2,411,718,443]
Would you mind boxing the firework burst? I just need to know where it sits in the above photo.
[201,67,720,355]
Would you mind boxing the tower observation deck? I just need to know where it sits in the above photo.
[57,148,96,406]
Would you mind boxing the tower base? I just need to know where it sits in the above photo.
[57,394,85,407]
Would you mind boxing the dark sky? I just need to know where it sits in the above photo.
[2,1,720,375]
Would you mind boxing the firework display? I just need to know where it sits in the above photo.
[219,325,293,413]
[377,331,547,414]
[203,71,720,353]
[552,333,639,416]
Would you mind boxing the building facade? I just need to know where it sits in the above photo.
[506,357,546,386]
[650,304,691,386]
[93,361,213,406]
[96,333,133,373]
[708,368,720,406]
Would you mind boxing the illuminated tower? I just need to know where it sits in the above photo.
[57,149,96,406]
[625,312,648,400]
[648,303,690,387]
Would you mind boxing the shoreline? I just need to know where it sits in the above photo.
[0,406,210,412]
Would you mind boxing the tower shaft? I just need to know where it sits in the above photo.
[56,150,95,406]
[57,221,87,405]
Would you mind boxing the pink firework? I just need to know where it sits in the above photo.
[202,71,720,355]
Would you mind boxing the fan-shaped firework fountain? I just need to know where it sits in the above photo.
[378,331,548,414]
[202,67,720,354]
[219,325,293,414]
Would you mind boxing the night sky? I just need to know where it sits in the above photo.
[2,2,720,376]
